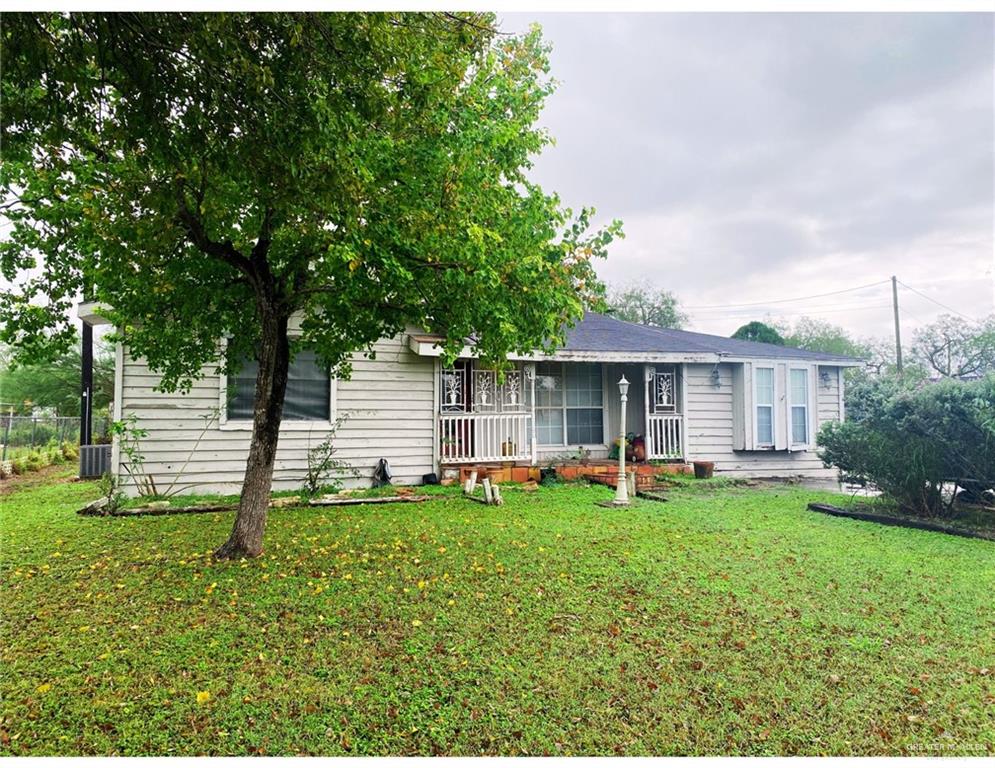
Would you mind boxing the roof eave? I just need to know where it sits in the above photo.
[408,336,862,366]
[78,300,112,326]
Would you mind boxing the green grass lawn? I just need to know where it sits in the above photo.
[2,472,993,756]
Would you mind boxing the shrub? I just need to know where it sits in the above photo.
[98,472,125,514]
[819,375,995,516]
[299,418,355,500]
[843,373,910,424]
[24,451,45,472]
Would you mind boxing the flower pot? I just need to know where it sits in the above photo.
[693,460,715,479]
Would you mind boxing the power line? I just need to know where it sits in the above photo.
[682,279,890,310]
[689,298,894,316]
[896,280,976,322]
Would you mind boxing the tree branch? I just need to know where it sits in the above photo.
[174,191,253,278]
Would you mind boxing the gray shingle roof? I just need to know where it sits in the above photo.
[561,312,861,363]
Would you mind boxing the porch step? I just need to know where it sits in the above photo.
[583,470,670,491]
[454,465,541,485]
[442,461,692,488]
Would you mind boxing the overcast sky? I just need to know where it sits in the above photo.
[502,12,994,339]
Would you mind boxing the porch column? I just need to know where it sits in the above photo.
[525,363,537,466]
[643,365,653,457]
[680,363,689,462]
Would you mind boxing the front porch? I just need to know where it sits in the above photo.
[436,360,687,467]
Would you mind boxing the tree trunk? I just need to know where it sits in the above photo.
[214,308,291,559]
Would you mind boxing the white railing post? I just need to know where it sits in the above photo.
[644,413,684,461]
[525,363,537,466]
[439,412,534,464]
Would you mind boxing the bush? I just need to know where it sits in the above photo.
[843,372,910,424]
[299,418,354,500]
[24,451,45,472]
[819,375,995,516]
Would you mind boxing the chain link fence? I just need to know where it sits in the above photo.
[0,414,111,461]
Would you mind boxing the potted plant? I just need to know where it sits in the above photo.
[693,460,715,479]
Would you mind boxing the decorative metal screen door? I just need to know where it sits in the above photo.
[440,359,474,460]
[652,368,676,413]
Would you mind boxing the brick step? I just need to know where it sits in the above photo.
[584,471,660,490]
[445,461,693,487]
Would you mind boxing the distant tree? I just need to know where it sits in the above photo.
[731,321,784,345]
[777,317,870,358]
[911,314,995,379]
[606,284,687,329]
[0,333,114,415]
[1,13,620,558]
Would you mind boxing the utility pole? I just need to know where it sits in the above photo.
[891,275,903,375]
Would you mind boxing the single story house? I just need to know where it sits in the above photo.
[78,303,861,495]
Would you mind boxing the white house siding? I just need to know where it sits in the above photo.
[115,333,436,496]
[817,366,843,425]
[683,362,842,478]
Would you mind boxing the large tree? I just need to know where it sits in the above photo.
[777,317,870,359]
[911,314,995,379]
[1,13,620,557]
[730,321,784,346]
[606,284,687,329]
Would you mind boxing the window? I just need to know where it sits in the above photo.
[565,363,604,444]
[227,349,331,422]
[755,367,774,446]
[535,363,564,445]
[533,362,605,446]
[790,368,809,445]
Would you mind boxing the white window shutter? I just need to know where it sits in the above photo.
[774,363,788,451]
[808,364,818,449]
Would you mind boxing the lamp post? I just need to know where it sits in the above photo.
[614,375,630,506]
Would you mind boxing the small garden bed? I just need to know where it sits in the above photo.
[79,486,436,517]
[808,501,995,541]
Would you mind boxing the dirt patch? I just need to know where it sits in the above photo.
[0,465,79,495]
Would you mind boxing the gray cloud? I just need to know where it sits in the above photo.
[503,12,994,337]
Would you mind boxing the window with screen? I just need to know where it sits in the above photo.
[227,348,331,422]
[790,368,809,445]
[565,363,604,444]
[755,367,774,446]
[535,363,564,445]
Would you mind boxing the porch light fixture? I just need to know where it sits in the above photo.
[613,375,631,506]
[820,370,832,389]
[710,365,721,388]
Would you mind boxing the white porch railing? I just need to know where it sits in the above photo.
[647,414,683,460]
[439,412,534,464]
